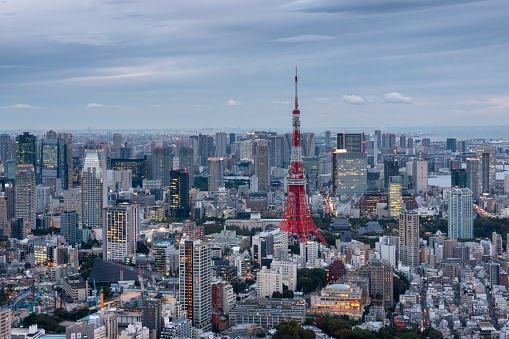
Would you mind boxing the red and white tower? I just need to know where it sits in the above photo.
[279,69,327,245]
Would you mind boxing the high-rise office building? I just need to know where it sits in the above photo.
[466,158,480,201]
[215,132,227,158]
[388,176,403,219]
[407,137,414,149]
[111,158,147,189]
[271,260,297,291]
[332,150,367,195]
[301,133,315,157]
[0,134,11,162]
[103,205,140,261]
[150,146,172,187]
[476,145,496,194]
[415,160,428,193]
[269,135,284,168]
[325,131,332,149]
[169,169,190,218]
[384,158,399,187]
[179,239,212,331]
[208,158,223,192]
[254,139,270,192]
[446,138,457,152]
[63,188,81,219]
[458,140,467,153]
[15,132,37,170]
[178,146,194,187]
[154,242,179,276]
[61,211,80,246]
[40,130,69,189]
[198,134,214,166]
[399,211,419,268]
[112,133,122,157]
[451,168,467,188]
[337,133,365,153]
[448,188,473,239]
[15,164,36,230]
[81,150,104,229]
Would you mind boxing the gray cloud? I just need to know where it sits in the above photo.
[6,104,39,109]
[87,103,119,108]
[343,93,412,105]
[49,34,121,46]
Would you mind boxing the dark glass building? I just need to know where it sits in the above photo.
[110,158,148,188]
[169,169,190,218]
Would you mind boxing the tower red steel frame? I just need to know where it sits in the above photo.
[279,69,327,245]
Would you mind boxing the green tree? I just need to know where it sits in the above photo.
[282,289,294,298]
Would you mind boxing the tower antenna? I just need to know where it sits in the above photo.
[294,66,298,111]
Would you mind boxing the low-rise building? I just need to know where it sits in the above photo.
[309,283,368,320]
[229,297,306,328]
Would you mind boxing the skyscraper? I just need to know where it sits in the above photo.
[332,150,367,195]
[446,138,457,152]
[142,298,162,339]
[111,158,147,189]
[254,139,270,192]
[15,164,36,230]
[301,133,315,157]
[476,145,496,194]
[179,239,212,330]
[388,176,403,219]
[198,134,214,166]
[103,205,140,261]
[337,133,365,153]
[179,146,194,187]
[399,211,419,268]
[61,210,80,246]
[40,130,69,189]
[208,157,223,192]
[399,135,406,149]
[415,159,428,193]
[169,169,190,218]
[81,149,104,229]
[215,132,227,158]
[466,158,480,201]
[451,168,467,188]
[112,132,122,157]
[448,188,473,239]
[150,146,172,187]
[269,135,284,168]
[0,134,11,162]
[15,132,37,169]
[384,158,399,188]
[324,131,331,150]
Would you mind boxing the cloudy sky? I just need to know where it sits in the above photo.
[1,0,508,130]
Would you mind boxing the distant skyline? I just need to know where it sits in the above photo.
[1,0,508,129]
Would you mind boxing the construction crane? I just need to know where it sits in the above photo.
[92,278,100,310]
[146,259,160,297]
[137,263,146,307]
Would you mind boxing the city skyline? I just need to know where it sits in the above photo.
[1,0,508,129]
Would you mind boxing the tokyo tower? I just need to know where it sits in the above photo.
[279,69,327,245]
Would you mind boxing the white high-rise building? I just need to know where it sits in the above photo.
[35,185,50,214]
[179,239,211,331]
[399,211,419,268]
[448,188,473,239]
[15,164,36,230]
[300,241,319,268]
[81,149,104,229]
[376,236,400,267]
[256,266,282,297]
[416,160,428,193]
[271,260,298,291]
[103,205,140,261]
[215,132,227,158]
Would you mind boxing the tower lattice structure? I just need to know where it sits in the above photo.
[279,69,327,245]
